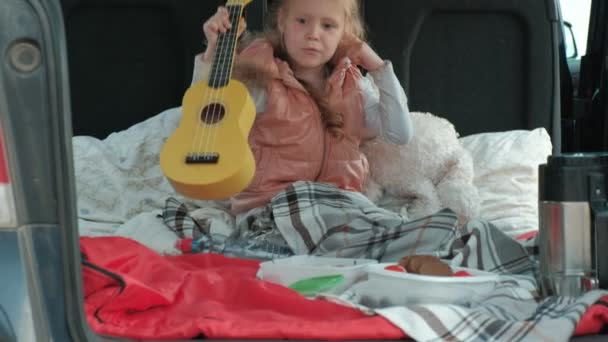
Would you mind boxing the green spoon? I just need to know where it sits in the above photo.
[288,274,345,296]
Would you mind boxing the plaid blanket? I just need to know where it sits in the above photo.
[270,182,533,271]
[162,181,608,341]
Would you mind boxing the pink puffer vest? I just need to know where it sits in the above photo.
[231,39,369,214]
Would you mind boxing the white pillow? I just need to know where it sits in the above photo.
[459,128,553,237]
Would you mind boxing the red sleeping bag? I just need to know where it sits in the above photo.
[80,236,608,340]
[80,236,405,340]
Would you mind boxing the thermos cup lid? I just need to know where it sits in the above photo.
[539,153,608,202]
[546,153,608,167]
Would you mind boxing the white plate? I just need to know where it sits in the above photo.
[257,255,378,295]
[352,263,500,307]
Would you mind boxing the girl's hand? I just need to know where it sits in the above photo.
[202,6,246,62]
[342,35,384,72]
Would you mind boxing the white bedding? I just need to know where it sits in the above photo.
[461,128,553,236]
[74,107,232,254]
[74,106,552,253]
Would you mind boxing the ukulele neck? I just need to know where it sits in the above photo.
[208,3,244,89]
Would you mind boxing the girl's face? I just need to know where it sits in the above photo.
[278,0,346,74]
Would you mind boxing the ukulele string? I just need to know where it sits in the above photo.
[200,0,236,155]
[191,30,219,155]
[198,18,227,156]
[209,1,242,153]
[192,4,225,157]
[190,51,211,155]
[194,2,232,156]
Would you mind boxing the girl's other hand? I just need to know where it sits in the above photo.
[341,34,384,72]
[202,6,247,62]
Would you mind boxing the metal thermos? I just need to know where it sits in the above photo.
[538,153,608,297]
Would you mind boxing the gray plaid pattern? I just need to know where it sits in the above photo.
[161,182,607,341]
[270,182,531,270]
[161,197,208,240]
[261,181,608,341]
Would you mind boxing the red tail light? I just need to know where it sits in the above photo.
[0,128,15,226]
[0,131,8,184]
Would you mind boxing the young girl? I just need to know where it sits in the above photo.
[194,0,413,222]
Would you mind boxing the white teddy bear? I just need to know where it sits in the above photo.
[362,112,480,222]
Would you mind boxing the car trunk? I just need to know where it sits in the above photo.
[0,0,607,341]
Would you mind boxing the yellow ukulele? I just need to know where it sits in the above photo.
[161,0,255,200]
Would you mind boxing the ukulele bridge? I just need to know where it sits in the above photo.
[186,153,219,164]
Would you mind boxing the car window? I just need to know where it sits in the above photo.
[560,0,592,59]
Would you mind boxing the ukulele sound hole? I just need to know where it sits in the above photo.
[200,103,226,124]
